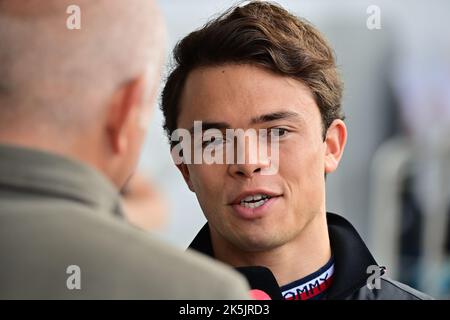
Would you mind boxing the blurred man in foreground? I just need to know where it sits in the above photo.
[0,0,249,299]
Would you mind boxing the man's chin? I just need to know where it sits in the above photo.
[230,232,287,253]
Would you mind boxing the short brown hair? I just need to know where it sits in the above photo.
[161,1,344,146]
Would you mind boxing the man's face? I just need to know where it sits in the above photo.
[177,64,332,252]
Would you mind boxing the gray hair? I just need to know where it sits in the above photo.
[0,0,165,135]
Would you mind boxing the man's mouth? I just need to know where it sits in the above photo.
[239,194,273,208]
[230,190,281,207]
[229,190,282,220]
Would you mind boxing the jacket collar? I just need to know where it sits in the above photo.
[0,143,122,216]
[189,212,382,299]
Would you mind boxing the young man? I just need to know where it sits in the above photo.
[0,0,249,299]
[161,1,431,300]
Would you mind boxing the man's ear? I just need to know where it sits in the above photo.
[176,163,195,192]
[324,119,347,174]
[106,75,146,154]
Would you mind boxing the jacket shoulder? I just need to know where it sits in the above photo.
[378,277,433,300]
[349,276,433,300]
[0,205,250,299]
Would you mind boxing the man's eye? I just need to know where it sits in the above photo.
[202,136,224,147]
[269,128,289,138]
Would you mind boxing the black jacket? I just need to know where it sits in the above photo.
[189,212,432,300]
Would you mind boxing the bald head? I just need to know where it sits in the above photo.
[0,0,165,135]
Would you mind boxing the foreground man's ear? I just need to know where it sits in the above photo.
[106,75,146,155]
[176,163,195,192]
[324,119,347,174]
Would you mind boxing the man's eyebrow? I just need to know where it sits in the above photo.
[250,111,301,124]
[188,121,230,134]
[187,111,300,133]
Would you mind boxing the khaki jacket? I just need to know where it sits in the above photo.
[0,144,249,299]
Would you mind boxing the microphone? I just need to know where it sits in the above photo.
[235,266,283,300]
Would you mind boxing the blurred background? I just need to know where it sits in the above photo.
[126,0,450,298]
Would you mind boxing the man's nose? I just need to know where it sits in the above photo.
[227,139,271,178]
[229,162,269,178]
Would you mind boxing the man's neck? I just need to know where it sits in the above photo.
[211,212,331,287]
[0,132,105,178]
